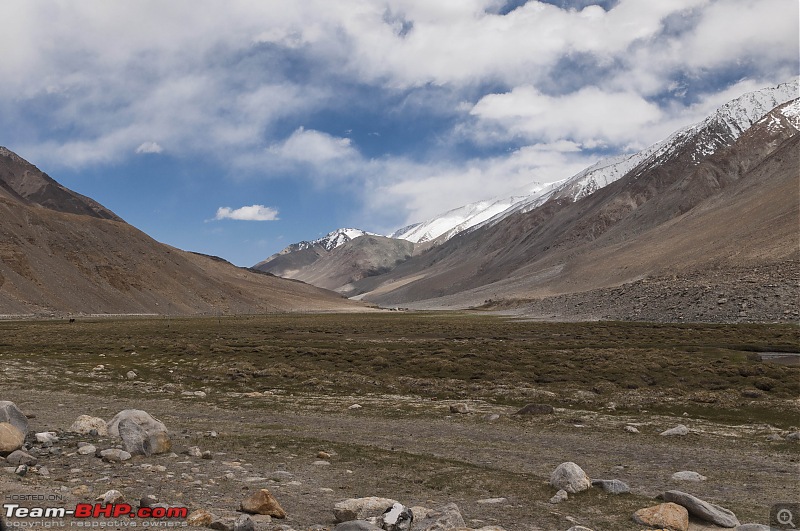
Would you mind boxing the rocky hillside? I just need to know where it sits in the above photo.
[0,148,363,316]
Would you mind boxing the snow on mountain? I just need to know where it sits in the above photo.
[280,228,377,254]
[420,79,800,239]
[390,181,566,244]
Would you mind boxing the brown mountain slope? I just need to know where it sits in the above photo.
[355,101,799,309]
[0,149,363,316]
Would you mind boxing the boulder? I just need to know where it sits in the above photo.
[69,416,108,436]
[240,489,287,518]
[107,410,171,454]
[334,497,398,523]
[0,423,24,453]
[550,462,591,494]
[413,503,465,531]
[514,404,554,415]
[380,503,413,531]
[0,402,28,434]
[633,502,689,531]
[591,479,629,494]
[660,424,689,436]
[663,490,740,528]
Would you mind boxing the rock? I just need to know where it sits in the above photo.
[201,451,213,460]
[334,497,398,523]
[591,479,630,494]
[78,444,97,455]
[209,518,234,531]
[334,522,382,531]
[633,502,689,531]
[99,448,132,462]
[6,450,37,466]
[97,490,125,504]
[0,402,28,434]
[233,515,254,531]
[514,403,554,415]
[35,432,59,444]
[380,503,413,531]
[549,490,568,504]
[787,431,800,441]
[566,527,595,531]
[118,418,155,456]
[317,451,332,459]
[550,462,591,494]
[624,425,639,433]
[188,446,203,458]
[126,371,137,380]
[107,410,171,455]
[449,404,469,414]
[37,466,50,477]
[15,464,28,476]
[0,423,25,453]
[187,509,215,527]
[484,414,500,422]
[413,503,465,530]
[663,490,740,527]
[240,489,287,518]
[660,424,689,436]
[765,434,783,442]
[476,498,507,504]
[671,471,707,482]
[69,416,109,436]
[348,404,362,410]
[733,525,771,531]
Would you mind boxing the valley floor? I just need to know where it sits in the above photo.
[0,315,798,530]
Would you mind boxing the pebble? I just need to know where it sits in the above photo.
[549,490,568,504]
[660,424,689,436]
[78,445,97,455]
[671,471,707,482]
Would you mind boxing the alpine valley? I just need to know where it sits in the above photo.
[255,79,800,322]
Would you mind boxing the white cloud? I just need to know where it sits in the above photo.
[269,127,357,165]
[470,86,663,148]
[214,205,280,221]
[135,141,163,154]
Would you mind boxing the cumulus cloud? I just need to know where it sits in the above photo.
[269,127,357,165]
[135,141,163,154]
[214,205,280,221]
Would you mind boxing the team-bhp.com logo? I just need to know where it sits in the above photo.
[4,503,188,520]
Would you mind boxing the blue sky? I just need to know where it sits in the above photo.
[2,0,797,266]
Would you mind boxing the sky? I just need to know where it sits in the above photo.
[2,0,798,266]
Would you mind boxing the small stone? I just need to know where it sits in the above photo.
[476,497,507,504]
[35,432,59,444]
[671,471,707,482]
[78,444,97,455]
[449,404,469,414]
[380,502,413,531]
[37,466,50,477]
[240,489,287,518]
[514,403,554,415]
[233,515,254,531]
[69,416,109,436]
[6,450,37,466]
[624,425,639,434]
[201,451,213,460]
[550,462,591,494]
[412,503,465,530]
[348,404,362,410]
[99,448,132,462]
[591,479,630,494]
[549,490,568,504]
[313,460,331,466]
[187,509,214,527]
[765,434,783,442]
[126,371,137,380]
[660,424,689,436]
[97,490,125,504]
[484,414,500,422]
[188,446,203,458]
[633,502,689,531]
[787,431,800,441]
[15,464,28,477]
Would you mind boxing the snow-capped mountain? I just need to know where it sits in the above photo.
[436,79,800,237]
[389,186,555,244]
[278,228,377,255]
